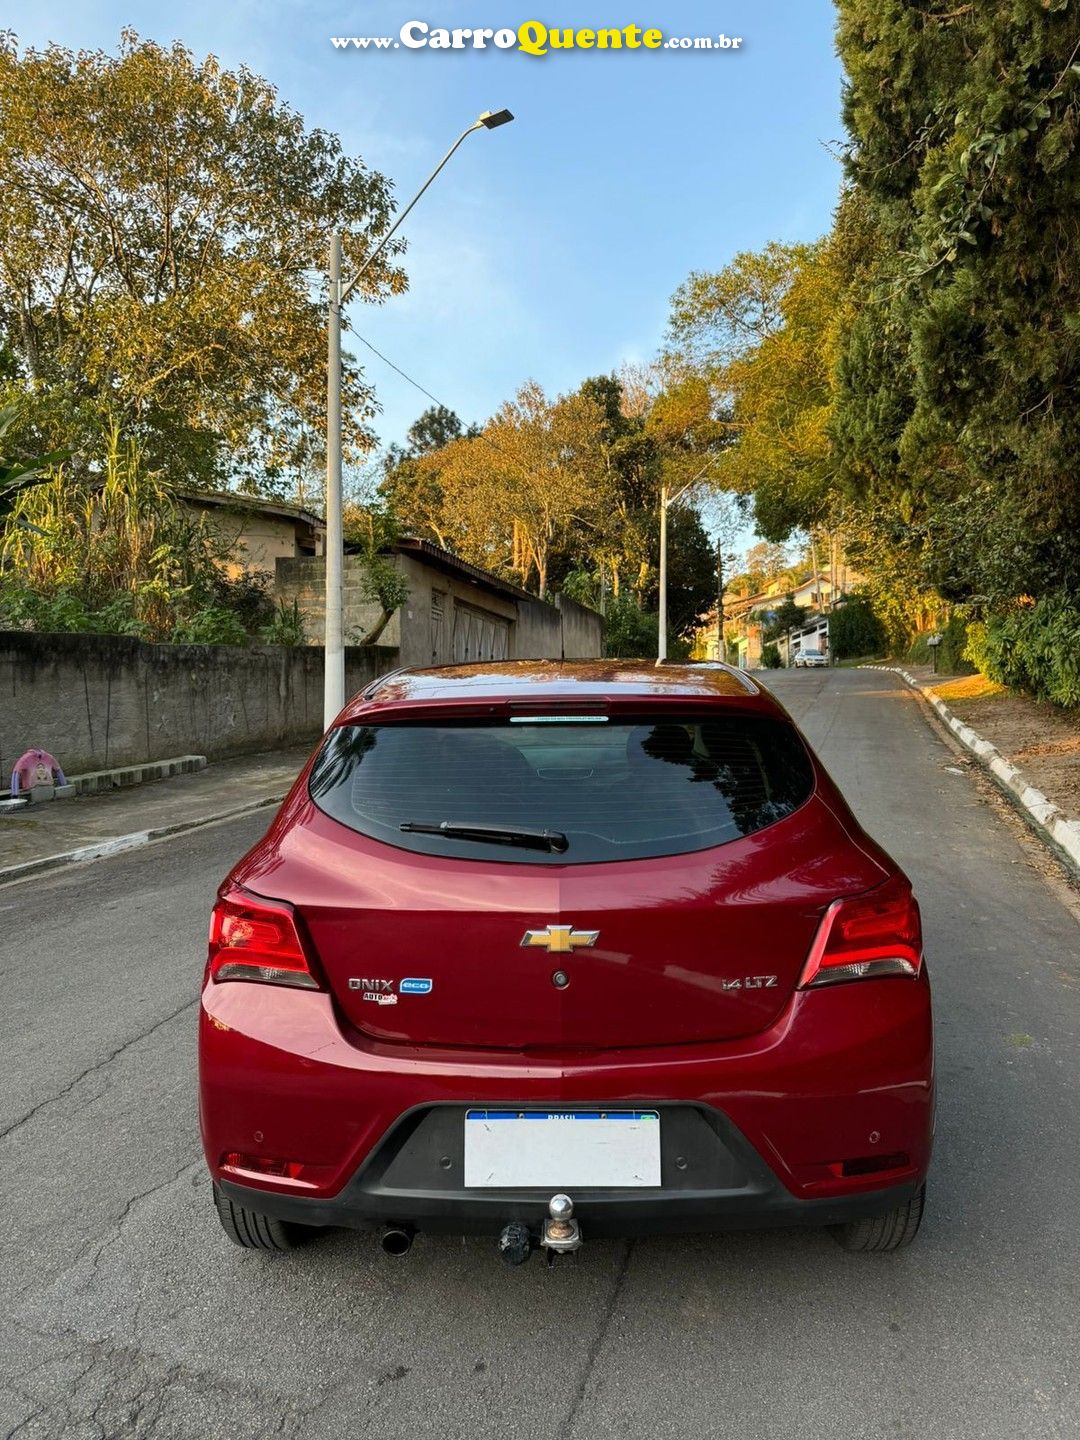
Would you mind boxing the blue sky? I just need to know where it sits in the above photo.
[9,2,844,543]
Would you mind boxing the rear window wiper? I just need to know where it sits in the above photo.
[400,820,569,854]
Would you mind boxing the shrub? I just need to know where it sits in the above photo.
[963,621,990,675]
[0,580,150,636]
[938,615,976,675]
[171,607,248,646]
[260,599,306,646]
[761,642,782,669]
[829,592,885,660]
[1,419,285,643]
[972,598,1080,708]
[206,569,275,633]
[603,598,657,658]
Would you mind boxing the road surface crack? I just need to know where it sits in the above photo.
[0,998,197,1146]
[559,1240,634,1438]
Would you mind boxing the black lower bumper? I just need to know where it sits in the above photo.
[220,1103,921,1239]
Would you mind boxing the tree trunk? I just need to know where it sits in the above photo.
[357,608,393,646]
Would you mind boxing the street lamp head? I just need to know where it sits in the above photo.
[478,108,514,129]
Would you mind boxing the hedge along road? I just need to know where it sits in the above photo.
[1,667,1078,1440]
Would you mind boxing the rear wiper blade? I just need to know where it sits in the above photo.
[400,820,569,854]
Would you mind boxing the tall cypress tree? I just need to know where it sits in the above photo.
[833,0,1080,605]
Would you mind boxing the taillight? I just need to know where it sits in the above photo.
[799,876,922,989]
[208,887,320,990]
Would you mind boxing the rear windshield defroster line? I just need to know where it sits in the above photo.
[308,714,815,865]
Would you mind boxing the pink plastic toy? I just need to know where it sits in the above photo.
[10,749,67,796]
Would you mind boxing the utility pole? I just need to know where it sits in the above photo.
[322,109,514,728]
[716,541,725,661]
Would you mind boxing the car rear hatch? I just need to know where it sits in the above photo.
[246,707,889,1051]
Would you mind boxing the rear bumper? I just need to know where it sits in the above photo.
[218,1101,923,1238]
[200,968,934,1232]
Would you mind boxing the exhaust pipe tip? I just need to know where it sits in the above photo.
[380,1225,414,1257]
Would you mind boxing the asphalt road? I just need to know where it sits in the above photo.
[3,668,1079,1440]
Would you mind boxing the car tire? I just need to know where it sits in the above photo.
[832,1185,925,1253]
[213,1183,308,1251]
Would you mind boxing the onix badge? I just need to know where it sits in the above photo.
[521,925,599,955]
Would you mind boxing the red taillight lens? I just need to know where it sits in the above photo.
[799,876,922,989]
[208,888,320,990]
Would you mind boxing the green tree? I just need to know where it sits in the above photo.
[763,595,809,643]
[829,592,885,661]
[667,238,844,542]
[341,499,410,644]
[0,31,403,491]
[378,406,468,547]
[833,0,1080,607]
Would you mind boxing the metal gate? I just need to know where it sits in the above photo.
[452,602,510,662]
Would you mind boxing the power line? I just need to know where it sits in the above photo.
[353,331,518,472]
[354,332,453,415]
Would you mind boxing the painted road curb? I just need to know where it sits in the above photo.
[0,793,285,887]
[862,665,1080,877]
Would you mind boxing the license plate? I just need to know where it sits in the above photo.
[463,1110,661,1188]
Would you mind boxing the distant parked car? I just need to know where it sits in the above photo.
[793,648,828,668]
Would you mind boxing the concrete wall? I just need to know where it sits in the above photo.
[277,555,603,666]
[553,595,604,660]
[512,596,563,660]
[0,631,398,777]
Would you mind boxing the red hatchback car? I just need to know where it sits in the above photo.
[199,661,933,1261]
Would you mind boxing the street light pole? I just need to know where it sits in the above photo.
[658,484,669,662]
[323,109,514,728]
[324,232,345,723]
[716,541,724,661]
[656,473,703,664]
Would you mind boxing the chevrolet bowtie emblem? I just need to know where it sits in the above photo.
[521,925,600,954]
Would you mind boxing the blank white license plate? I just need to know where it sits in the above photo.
[464,1110,661,1188]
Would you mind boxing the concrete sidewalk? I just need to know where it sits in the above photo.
[0,744,314,880]
[862,664,1080,878]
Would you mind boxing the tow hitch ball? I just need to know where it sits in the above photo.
[499,1194,582,1268]
[542,1193,582,1261]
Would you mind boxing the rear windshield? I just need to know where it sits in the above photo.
[308,714,814,865]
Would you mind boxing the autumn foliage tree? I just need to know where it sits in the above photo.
[381,375,721,642]
[667,239,843,542]
[0,31,404,491]
[412,382,608,597]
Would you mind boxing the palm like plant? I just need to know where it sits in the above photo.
[0,405,68,528]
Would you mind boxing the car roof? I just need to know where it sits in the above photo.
[342,660,774,721]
